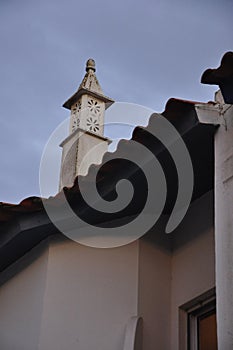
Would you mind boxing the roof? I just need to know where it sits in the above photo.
[0,97,216,222]
[0,97,218,272]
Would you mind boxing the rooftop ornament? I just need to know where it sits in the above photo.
[86,58,96,72]
[201,51,233,104]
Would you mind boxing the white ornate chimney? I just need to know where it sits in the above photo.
[59,59,114,189]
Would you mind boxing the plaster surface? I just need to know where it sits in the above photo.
[0,240,49,350]
[38,236,139,350]
[214,104,233,350]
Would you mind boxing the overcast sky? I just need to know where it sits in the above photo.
[0,0,232,203]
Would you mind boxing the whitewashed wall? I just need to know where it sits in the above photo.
[0,240,49,350]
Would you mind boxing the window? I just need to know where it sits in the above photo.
[179,288,218,350]
[188,300,217,350]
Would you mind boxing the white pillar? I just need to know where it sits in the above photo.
[214,100,233,349]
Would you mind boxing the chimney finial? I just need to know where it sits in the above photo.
[86,58,96,72]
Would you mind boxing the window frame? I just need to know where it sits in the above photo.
[179,288,216,350]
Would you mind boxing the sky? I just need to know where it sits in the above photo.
[0,0,232,203]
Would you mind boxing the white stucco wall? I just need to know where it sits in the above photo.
[138,225,171,350]
[0,240,49,350]
[214,104,233,349]
[170,191,215,350]
[38,235,139,350]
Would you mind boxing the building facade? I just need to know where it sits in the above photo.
[0,52,232,350]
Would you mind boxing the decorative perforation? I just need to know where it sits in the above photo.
[71,117,80,132]
[87,99,101,115]
[86,116,100,133]
[72,101,82,114]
